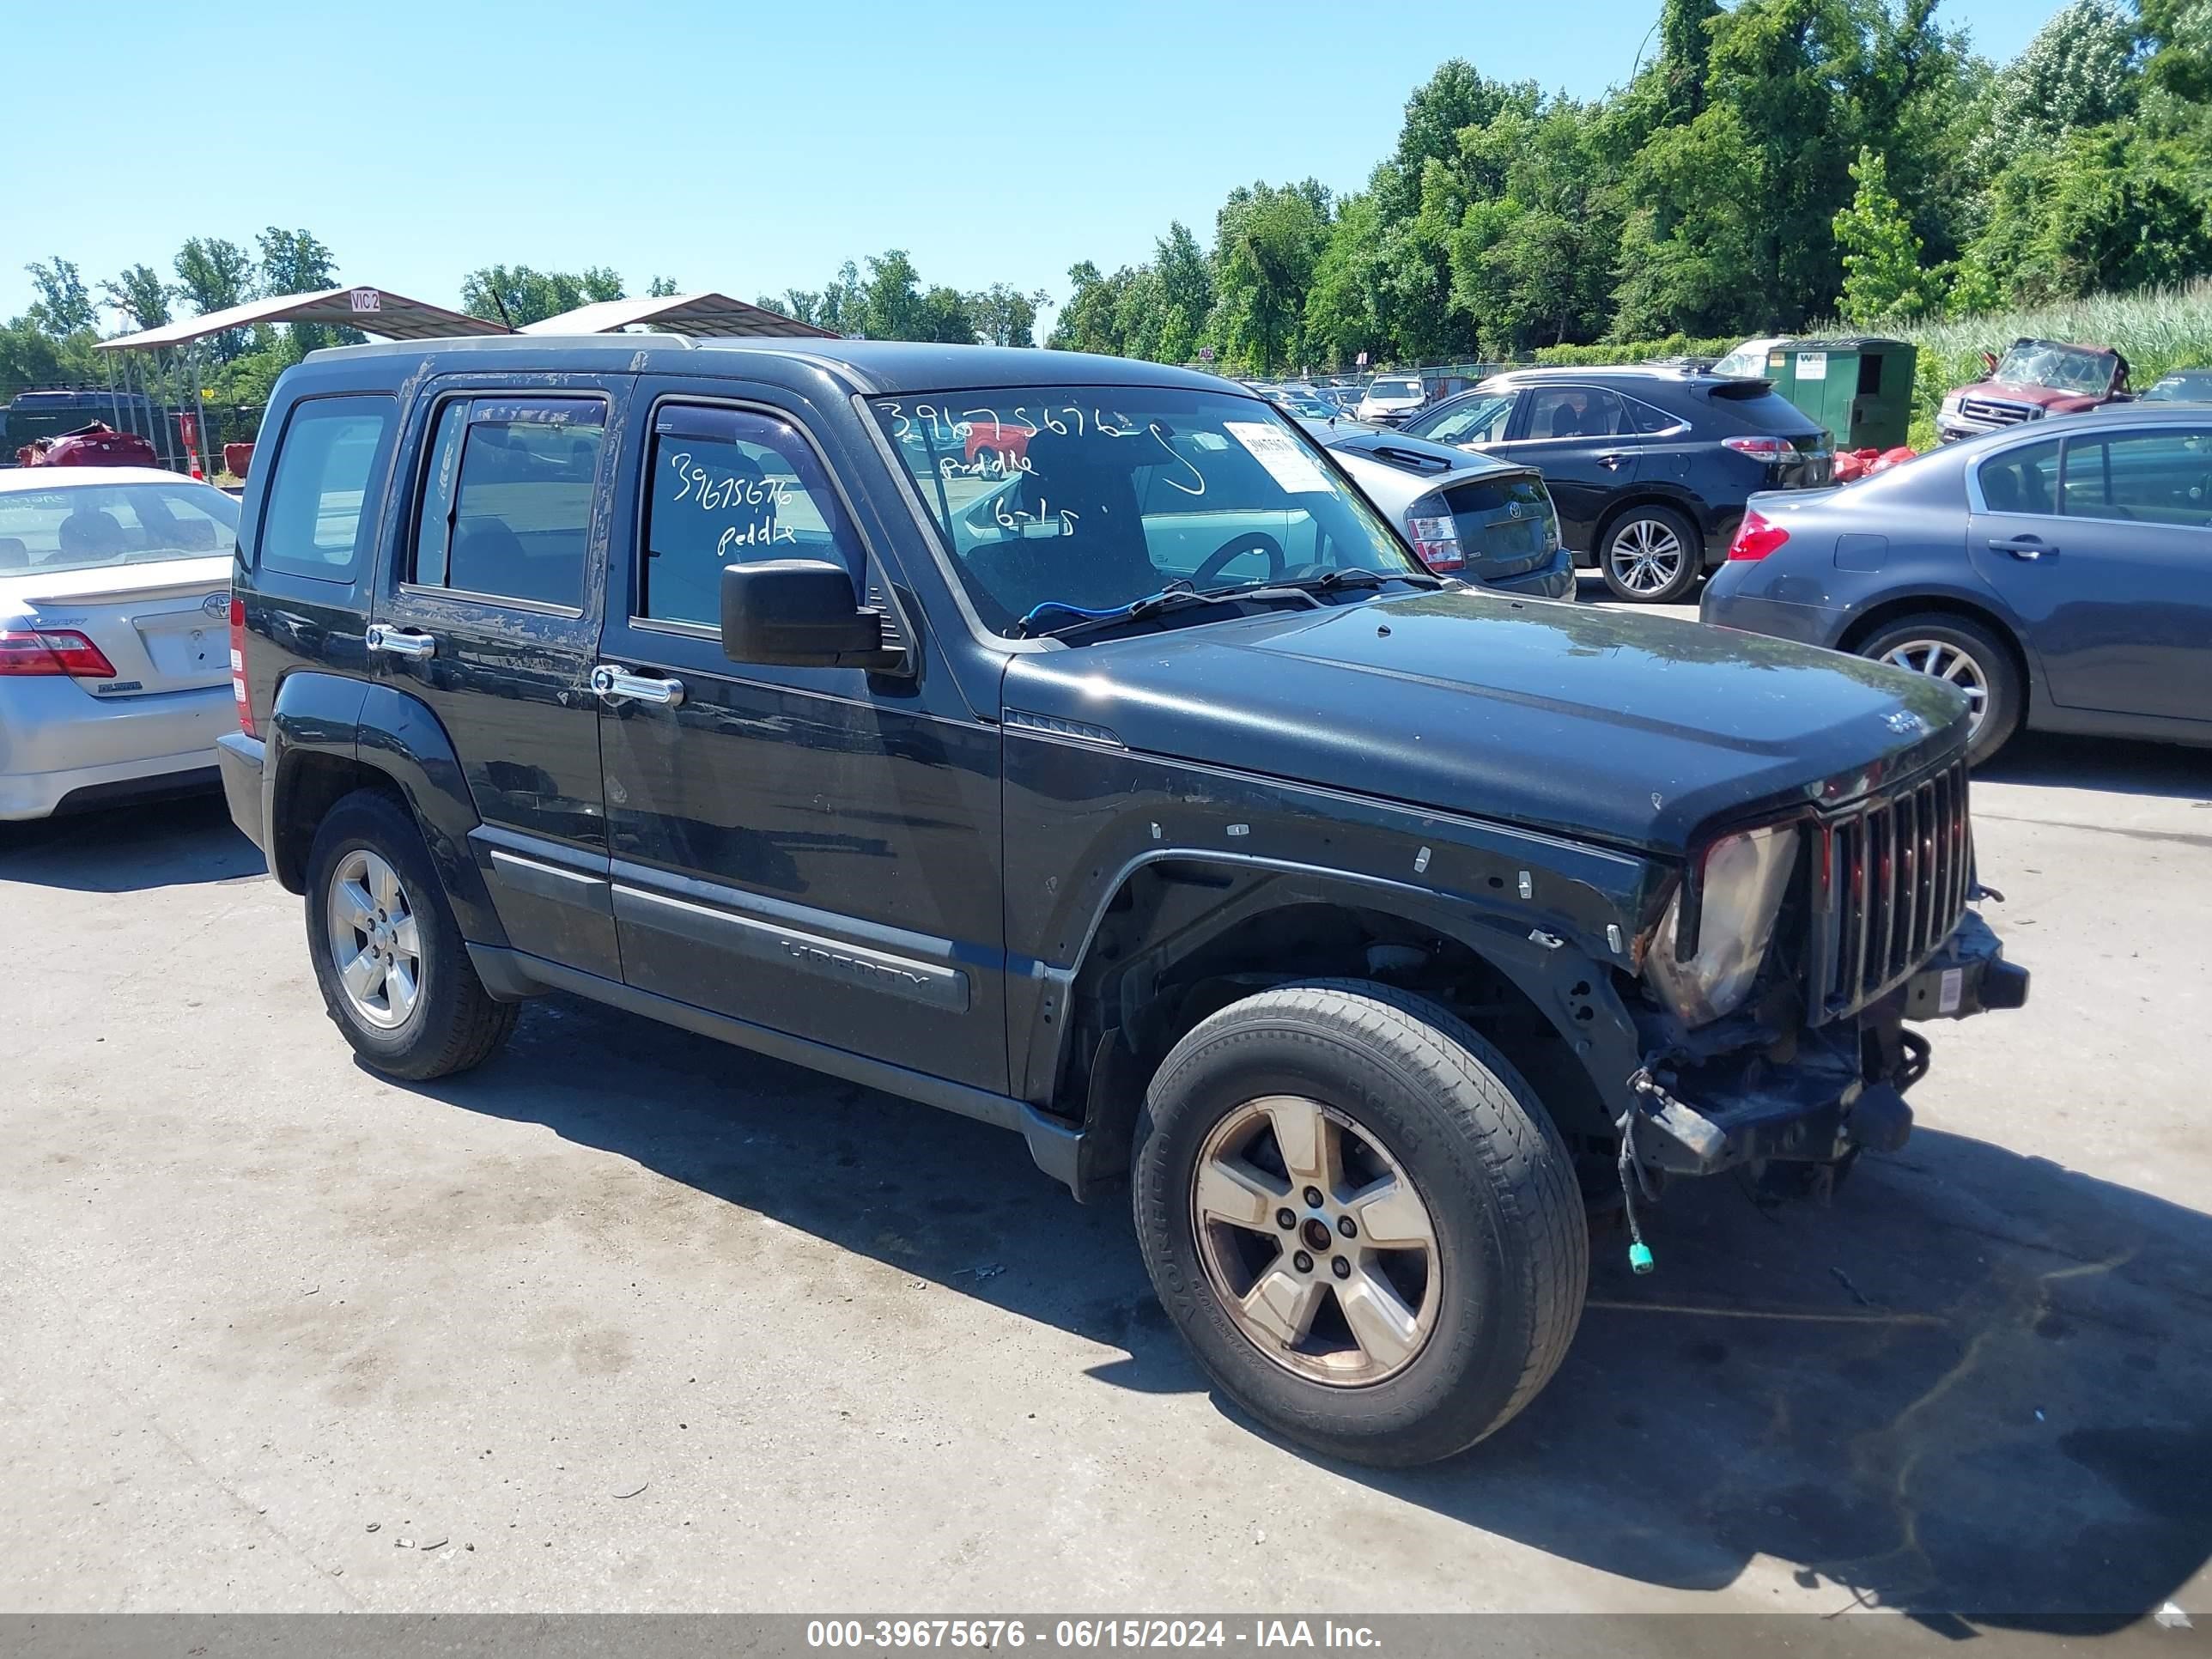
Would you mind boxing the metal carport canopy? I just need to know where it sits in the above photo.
[520,291,837,339]
[94,286,510,350]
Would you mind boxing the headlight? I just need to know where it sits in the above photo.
[1644,824,1799,1025]
[1940,394,1962,416]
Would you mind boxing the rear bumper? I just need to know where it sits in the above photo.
[1698,566,1850,649]
[0,680,233,820]
[216,731,267,851]
[1479,549,1576,600]
[1634,911,2026,1177]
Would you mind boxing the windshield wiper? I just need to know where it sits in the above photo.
[1301,567,1446,592]
[1015,580,1326,642]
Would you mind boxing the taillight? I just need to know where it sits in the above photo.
[0,628,118,678]
[1722,434,1790,461]
[228,595,255,737]
[1407,502,1464,573]
[1728,508,1790,561]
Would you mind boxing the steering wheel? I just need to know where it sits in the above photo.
[1192,531,1285,588]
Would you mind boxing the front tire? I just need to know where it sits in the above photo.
[304,788,517,1080]
[1599,504,1703,603]
[1132,981,1587,1467]
[1857,613,2022,764]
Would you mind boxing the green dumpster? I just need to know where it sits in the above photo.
[1759,337,1917,451]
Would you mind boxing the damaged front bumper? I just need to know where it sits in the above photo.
[1630,911,2027,1177]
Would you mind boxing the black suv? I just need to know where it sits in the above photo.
[216,337,2022,1468]
[1402,366,1832,603]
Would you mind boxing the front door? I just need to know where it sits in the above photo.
[595,382,1008,1093]
[1485,384,1644,549]
[1968,426,2212,723]
[368,376,635,978]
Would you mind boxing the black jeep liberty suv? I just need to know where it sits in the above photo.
[216,337,2027,1467]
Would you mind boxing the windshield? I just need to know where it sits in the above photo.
[872,387,1425,637]
[2141,375,2208,403]
[1993,343,2117,395]
[0,479,240,575]
[1273,390,1337,417]
[1367,379,1422,401]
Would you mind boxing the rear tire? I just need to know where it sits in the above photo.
[1856,613,2022,765]
[1132,980,1587,1467]
[1599,504,1703,603]
[304,788,517,1080]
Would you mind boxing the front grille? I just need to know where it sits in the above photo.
[1813,759,1972,1020]
[1959,397,2038,427]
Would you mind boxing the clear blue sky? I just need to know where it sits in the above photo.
[9,0,2062,333]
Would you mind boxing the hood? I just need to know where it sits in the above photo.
[1000,588,1968,855]
[1956,378,2105,411]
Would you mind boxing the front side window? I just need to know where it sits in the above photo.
[258,395,394,581]
[1418,392,1514,447]
[410,397,605,608]
[1978,438,2060,516]
[642,404,864,627]
[872,389,1422,636]
[1525,386,1626,440]
[0,480,240,574]
[2060,430,2212,526]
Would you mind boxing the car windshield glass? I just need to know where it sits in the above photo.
[2140,376,2207,403]
[1994,343,2115,394]
[872,387,1424,638]
[1711,342,1771,378]
[1369,380,1421,399]
[0,480,240,574]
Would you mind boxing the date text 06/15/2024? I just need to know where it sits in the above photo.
[805,1620,1382,1650]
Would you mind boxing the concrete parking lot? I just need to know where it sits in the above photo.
[3,616,2209,1630]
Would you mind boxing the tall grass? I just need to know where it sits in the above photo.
[1885,279,2212,447]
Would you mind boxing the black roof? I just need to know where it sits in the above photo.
[303,334,1232,398]
[1480,363,1742,386]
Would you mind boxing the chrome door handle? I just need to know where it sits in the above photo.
[1597,453,1628,471]
[590,664,684,707]
[366,623,437,659]
[1986,537,2053,560]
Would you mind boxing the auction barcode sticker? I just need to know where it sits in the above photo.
[1224,421,1332,493]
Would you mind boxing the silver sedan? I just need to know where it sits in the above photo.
[0,466,239,819]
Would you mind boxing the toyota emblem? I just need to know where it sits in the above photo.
[202,592,229,619]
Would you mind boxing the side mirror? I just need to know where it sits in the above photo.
[720,559,902,672]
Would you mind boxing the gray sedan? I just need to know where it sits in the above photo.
[1700,406,2212,763]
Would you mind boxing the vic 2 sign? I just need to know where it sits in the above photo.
[349,288,382,313]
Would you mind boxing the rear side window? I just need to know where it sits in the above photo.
[258,395,395,581]
[642,404,863,628]
[1626,395,1686,434]
[2060,429,2212,526]
[1978,439,2060,516]
[1705,384,1819,434]
[410,397,605,609]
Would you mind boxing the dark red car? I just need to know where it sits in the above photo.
[1936,339,2130,442]
[963,418,1036,472]
[16,422,160,469]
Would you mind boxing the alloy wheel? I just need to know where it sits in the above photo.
[1190,1095,1443,1387]
[1879,638,1989,732]
[1607,518,1686,596]
[325,848,422,1030]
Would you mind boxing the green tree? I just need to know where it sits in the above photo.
[23,257,95,335]
[1303,194,1390,368]
[256,228,349,351]
[1153,222,1214,363]
[173,238,256,362]
[647,275,680,298]
[1962,125,2212,302]
[100,264,172,333]
[1212,181,1332,373]
[1968,1,2141,182]
[1049,261,1133,355]
[1832,147,1934,322]
[917,284,978,343]
[860,250,926,340]
[459,265,624,327]
[968,283,1048,347]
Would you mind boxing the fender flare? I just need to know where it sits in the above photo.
[1025,848,1645,1132]
[266,672,507,946]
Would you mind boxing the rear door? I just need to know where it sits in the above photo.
[368,375,635,977]
[1970,424,2212,723]
[1482,385,1641,548]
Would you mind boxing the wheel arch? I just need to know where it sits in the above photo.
[265,672,507,947]
[1834,593,2037,708]
[1048,857,1637,1200]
